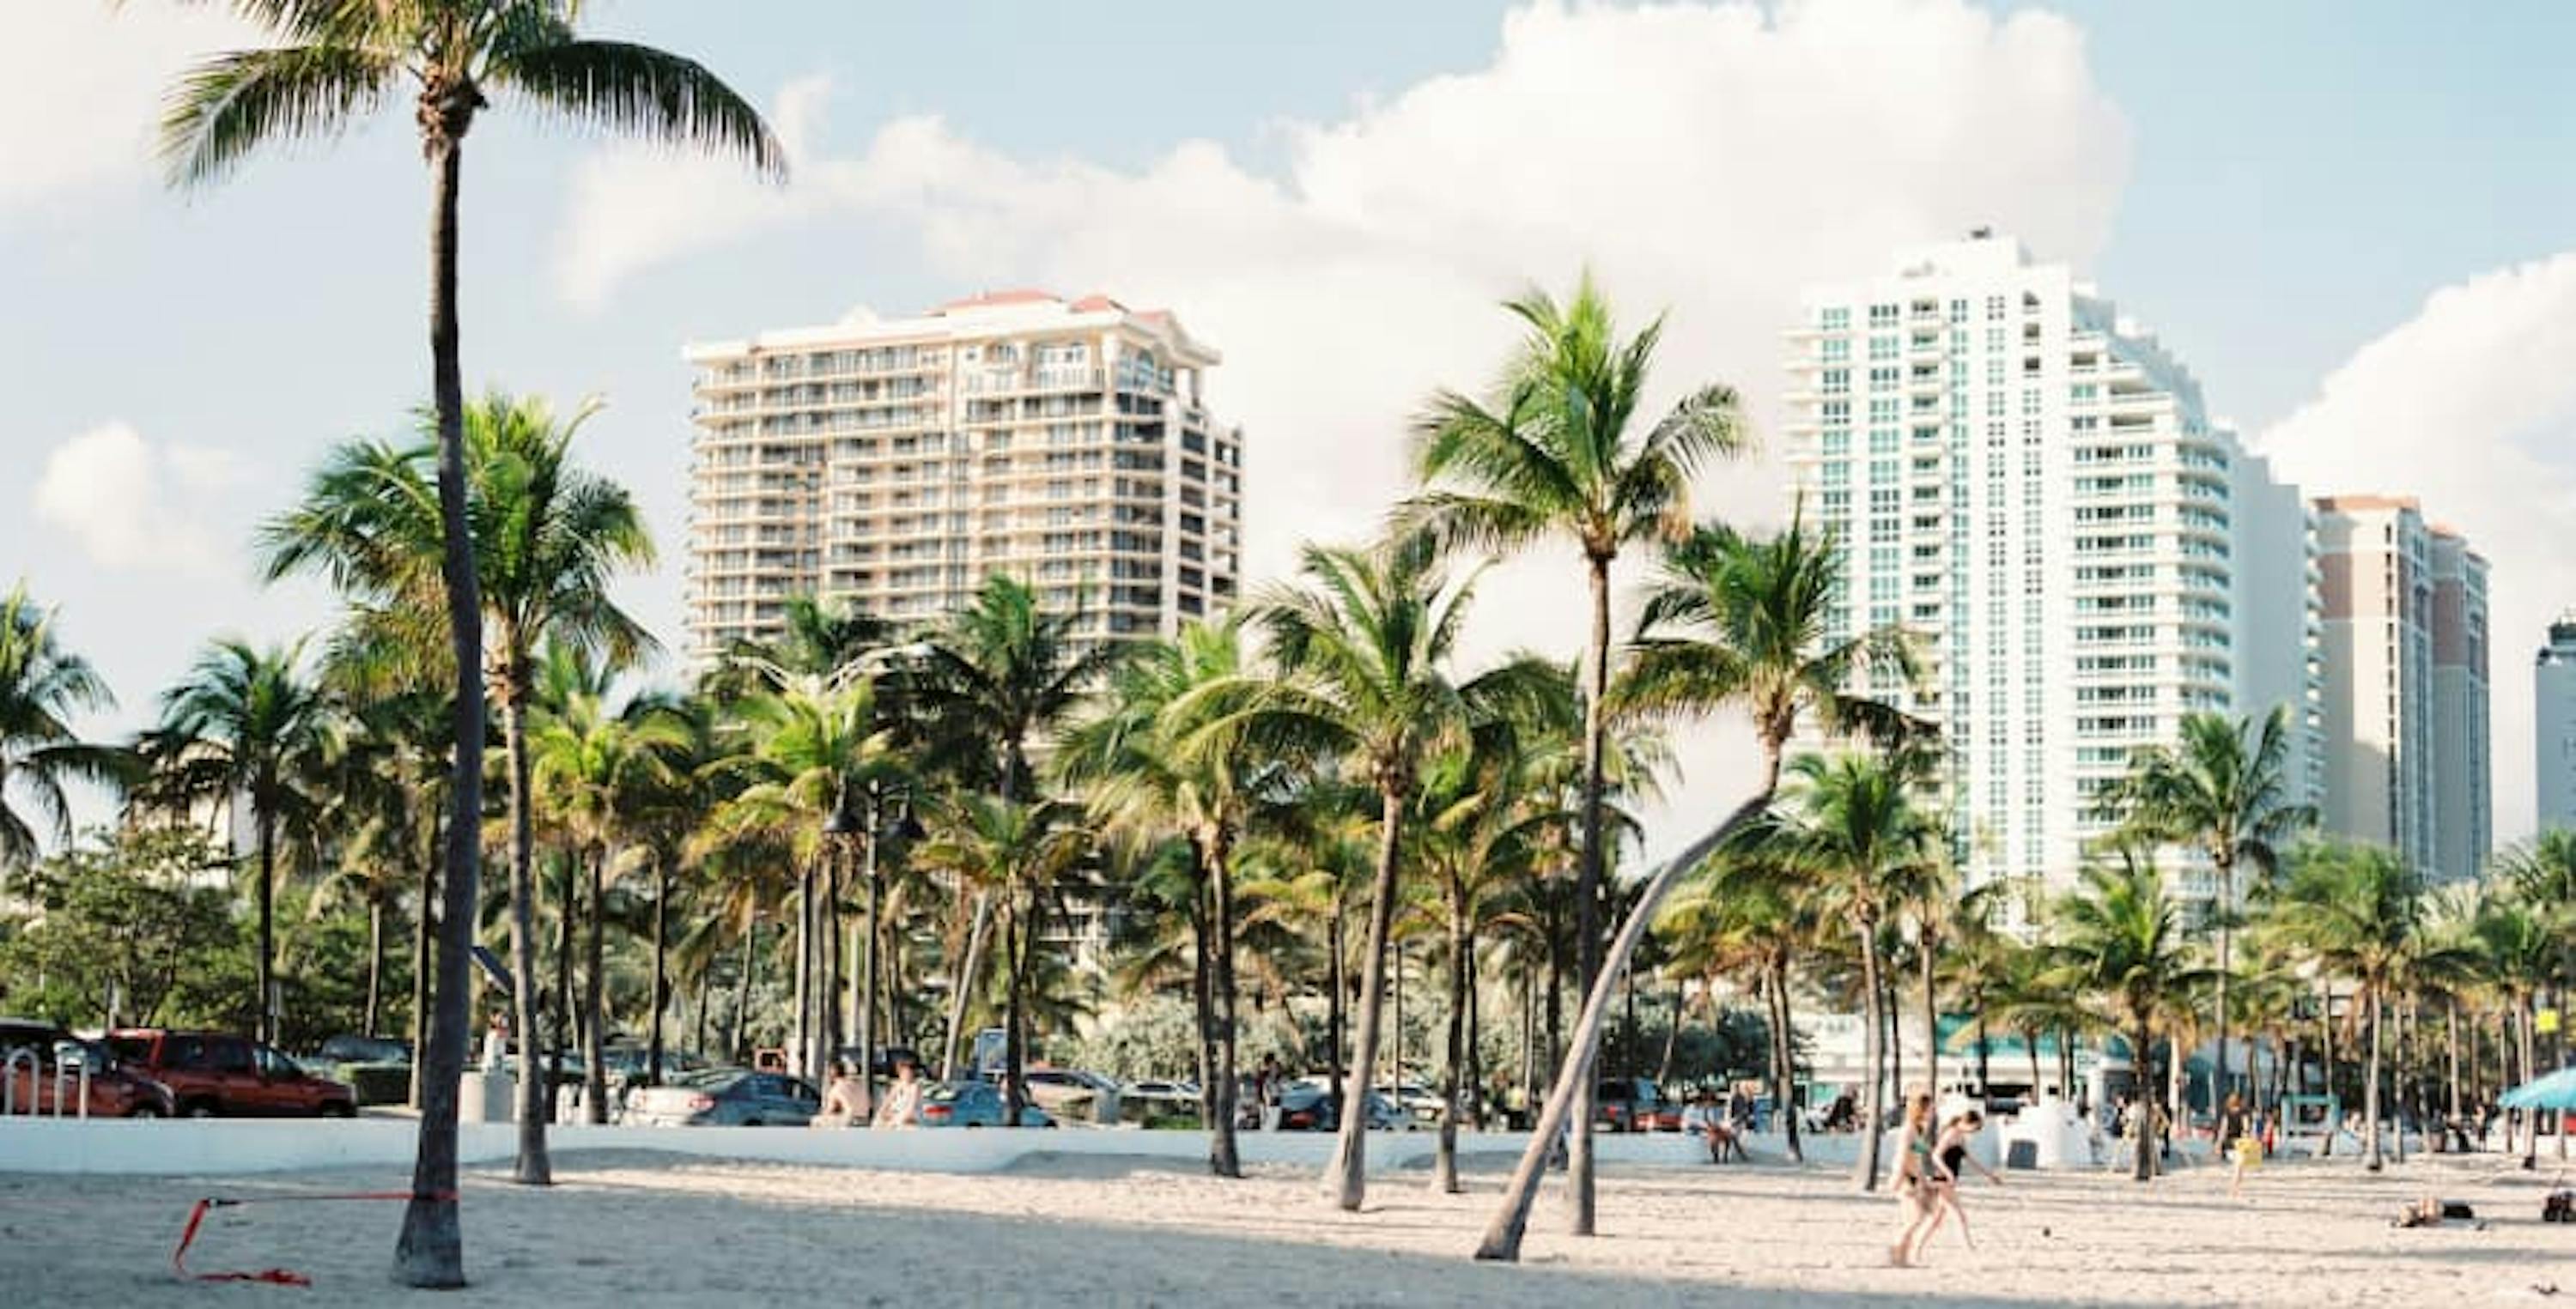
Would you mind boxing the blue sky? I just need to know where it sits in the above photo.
[9,0,2576,849]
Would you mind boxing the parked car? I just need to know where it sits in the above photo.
[919,1081,1054,1129]
[1015,1068,1120,1123]
[1377,1082,1445,1130]
[103,1029,355,1118]
[601,1045,711,1082]
[0,1019,173,1118]
[311,1033,410,1066]
[1278,1076,1403,1130]
[623,1069,819,1126]
[1593,1077,1665,1133]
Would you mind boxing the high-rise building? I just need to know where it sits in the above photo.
[2311,496,2488,879]
[683,291,1243,663]
[2537,615,2576,832]
[1783,232,2318,917]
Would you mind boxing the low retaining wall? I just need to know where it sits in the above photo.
[0,1118,1866,1179]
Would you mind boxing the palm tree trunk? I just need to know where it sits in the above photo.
[1327,888,1346,1125]
[2024,1026,2042,1101]
[2214,852,2233,1107]
[1854,921,1889,1191]
[1210,838,1242,1178]
[648,859,670,1086]
[860,834,880,1111]
[396,122,485,1288]
[730,917,756,1060]
[1191,878,1214,1130]
[1919,930,1939,1098]
[1475,783,1777,1261]
[2445,998,2461,1136]
[1771,959,1802,1162]
[1332,785,1409,1212]
[1435,896,1468,1194]
[256,812,276,1045]
[1885,968,1904,1113]
[2318,987,2337,1157]
[939,746,1018,1080]
[365,895,386,1039]
[2132,1018,2157,1181]
[502,684,550,1184]
[1566,553,1613,1238]
[1002,889,1030,1128]
[824,842,843,1070]
[2365,986,2385,1172]
[1973,1015,1990,1099]
[1654,981,1680,1088]
[792,858,811,1079]
[407,809,439,1110]
[581,846,609,1125]
[550,852,573,1100]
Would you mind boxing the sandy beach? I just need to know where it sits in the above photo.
[5,1145,2573,1306]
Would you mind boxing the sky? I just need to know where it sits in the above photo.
[8,0,2576,858]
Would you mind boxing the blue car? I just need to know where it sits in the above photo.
[918,1081,1055,1128]
[624,1069,820,1126]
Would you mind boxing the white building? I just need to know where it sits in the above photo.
[2312,497,2488,880]
[2538,615,2576,833]
[683,291,1244,663]
[1783,232,2318,916]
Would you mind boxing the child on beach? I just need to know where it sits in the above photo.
[1888,1092,1949,1267]
[1916,1109,2003,1251]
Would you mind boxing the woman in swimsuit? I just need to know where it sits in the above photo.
[1917,1108,2002,1252]
[1888,1091,1947,1266]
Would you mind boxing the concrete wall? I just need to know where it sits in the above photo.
[0,1119,1877,1179]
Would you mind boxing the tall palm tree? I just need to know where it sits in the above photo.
[2258,840,2423,1172]
[264,392,654,1187]
[155,3,781,1282]
[530,681,688,1122]
[1477,511,1916,1261]
[1061,617,1278,1177]
[914,575,1122,1077]
[2042,853,2203,1181]
[2107,706,2314,1110]
[913,793,1091,1127]
[1779,750,1937,1190]
[1235,530,1547,1211]
[145,637,329,1045]
[1402,273,1745,1233]
[0,583,124,876]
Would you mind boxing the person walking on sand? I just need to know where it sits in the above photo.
[1888,1092,1949,1267]
[1917,1109,2003,1251]
[2217,1093,2257,1199]
[873,1055,924,1129]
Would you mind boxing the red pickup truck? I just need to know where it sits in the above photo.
[103,1029,356,1118]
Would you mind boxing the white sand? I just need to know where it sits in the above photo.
[5,1146,2574,1306]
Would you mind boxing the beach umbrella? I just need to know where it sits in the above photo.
[2499,1067,2576,1112]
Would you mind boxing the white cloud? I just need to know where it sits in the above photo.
[2258,252,2576,846]
[0,3,252,216]
[32,422,242,574]
[555,0,2130,854]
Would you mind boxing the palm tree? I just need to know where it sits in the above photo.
[1236,530,1547,1211]
[1402,273,1744,1233]
[913,793,1091,1127]
[2259,840,2422,1172]
[155,3,781,1282]
[2107,706,2314,1111]
[530,681,688,1122]
[2042,853,2203,1180]
[264,392,654,1188]
[1779,750,1937,1190]
[1061,617,1278,1177]
[914,575,1122,1078]
[1477,510,1916,1261]
[0,583,124,877]
[145,637,329,1046]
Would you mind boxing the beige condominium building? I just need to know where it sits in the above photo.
[2312,495,2489,880]
[684,290,1244,663]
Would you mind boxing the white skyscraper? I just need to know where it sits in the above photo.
[1783,233,2317,916]
[2536,616,2576,833]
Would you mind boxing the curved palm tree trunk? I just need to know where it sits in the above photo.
[2365,986,2385,1171]
[255,812,276,1045]
[502,686,551,1185]
[1567,554,1613,1237]
[1435,895,1468,1194]
[1209,839,1242,1178]
[396,125,486,1288]
[1475,785,1776,1262]
[1853,923,1888,1191]
[1332,787,1409,1211]
[581,846,609,1124]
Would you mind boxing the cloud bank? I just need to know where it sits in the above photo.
[2259,252,2576,845]
[0,3,250,218]
[33,422,242,575]
[552,0,2132,852]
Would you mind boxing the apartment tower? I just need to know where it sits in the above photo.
[1783,232,2318,918]
[2537,615,2576,832]
[2312,496,2488,880]
[684,292,1243,662]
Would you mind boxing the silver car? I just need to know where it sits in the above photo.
[624,1069,819,1126]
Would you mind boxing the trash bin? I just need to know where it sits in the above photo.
[459,1068,513,1124]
